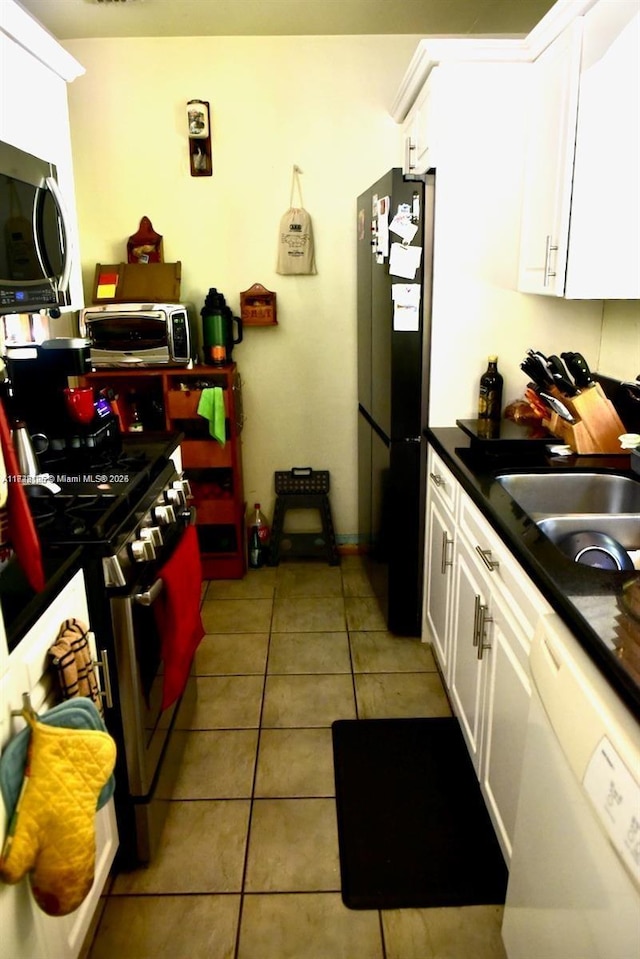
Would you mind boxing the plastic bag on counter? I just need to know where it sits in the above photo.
[504,396,546,425]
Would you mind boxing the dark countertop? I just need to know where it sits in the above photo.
[1,547,84,651]
[426,425,640,720]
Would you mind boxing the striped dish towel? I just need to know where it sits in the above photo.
[49,619,104,718]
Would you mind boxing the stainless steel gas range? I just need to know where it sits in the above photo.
[32,434,200,867]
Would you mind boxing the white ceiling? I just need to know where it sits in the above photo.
[17,0,557,41]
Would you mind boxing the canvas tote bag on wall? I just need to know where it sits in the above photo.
[276,165,317,275]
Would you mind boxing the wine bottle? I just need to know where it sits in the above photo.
[478,355,503,423]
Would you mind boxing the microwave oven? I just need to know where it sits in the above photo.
[0,140,73,316]
[79,303,196,367]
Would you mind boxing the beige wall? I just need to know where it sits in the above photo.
[600,301,640,380]
[64,34,419,540]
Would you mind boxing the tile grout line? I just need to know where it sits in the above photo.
[232,578,277,959]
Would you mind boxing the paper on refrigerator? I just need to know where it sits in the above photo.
[389,204,419,243]
[389,242,422,279]
[392,283,421,331]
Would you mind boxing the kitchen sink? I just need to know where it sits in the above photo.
[535,514,640,571]
[496,471,640,572]
[496,472,640,517]
[536,515,640,551]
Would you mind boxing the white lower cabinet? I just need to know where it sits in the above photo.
[423,448,458,680]
[424,495,455,677]
[481,603,531,859]
[0,569,118,959]
[423,444,549,862]
[449,535,489,771]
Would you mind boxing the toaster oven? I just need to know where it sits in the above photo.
[79,303,196,367]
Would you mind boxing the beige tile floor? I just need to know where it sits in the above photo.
[86,556,507,959]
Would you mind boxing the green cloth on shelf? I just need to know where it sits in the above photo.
[197,387,226,446]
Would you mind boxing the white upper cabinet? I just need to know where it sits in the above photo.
[517,19,583,296]
[519,0,640,299]
[0,0,85,313]
[402,68,442,175]
[565,0,640,299]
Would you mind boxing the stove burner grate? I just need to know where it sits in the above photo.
[29,489,119,541]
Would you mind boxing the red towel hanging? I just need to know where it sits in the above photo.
[153,524,205,709]
[0,400,45,593]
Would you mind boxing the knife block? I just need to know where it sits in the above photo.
[544,383,627,454]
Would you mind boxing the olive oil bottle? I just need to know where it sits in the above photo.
[478,355,503,423]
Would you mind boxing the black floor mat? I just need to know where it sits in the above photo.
[332,716,508,910]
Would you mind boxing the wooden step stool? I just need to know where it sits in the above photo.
[268,468,340,566]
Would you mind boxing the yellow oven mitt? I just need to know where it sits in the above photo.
[0,714,116,916]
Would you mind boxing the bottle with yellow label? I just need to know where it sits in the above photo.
[478,355,503,423]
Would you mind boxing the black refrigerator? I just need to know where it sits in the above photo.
[357,168,435,636]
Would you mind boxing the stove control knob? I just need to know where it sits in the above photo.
[140,525,163,547]
[131,539,156,562]
[173,478,192,498]
[165,487,186,507]
[153,504,176,525]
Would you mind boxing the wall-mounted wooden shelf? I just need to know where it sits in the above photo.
[240,283,277,326]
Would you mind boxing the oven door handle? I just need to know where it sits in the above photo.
[134,578,164,606]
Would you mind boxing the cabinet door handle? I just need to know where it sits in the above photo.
[544,234,558,286]
[475,546,499,572]
[429,471,444,488]
[476,604,492,660]
[473,593,482,646]
[440,531,453,574]
[94,649,114,710]
[405,136,416,171]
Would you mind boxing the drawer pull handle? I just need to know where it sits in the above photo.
[440,531,453,574]
[476,546,499,572]
[429,471,444,488]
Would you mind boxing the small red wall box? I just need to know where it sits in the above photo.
[240,283,277,326]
